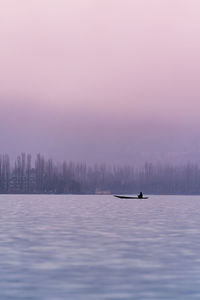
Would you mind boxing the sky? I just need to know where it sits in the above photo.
[0,0,200,165]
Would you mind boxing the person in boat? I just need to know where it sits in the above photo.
[138,192,143,199]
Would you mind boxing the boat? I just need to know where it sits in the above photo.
[114,195,149,199]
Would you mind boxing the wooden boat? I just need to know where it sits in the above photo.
[114,195,148,199]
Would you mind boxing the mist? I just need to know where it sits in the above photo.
[1,99,200,166]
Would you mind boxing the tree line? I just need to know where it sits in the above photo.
[0,153,200,194]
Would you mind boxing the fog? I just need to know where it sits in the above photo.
[1,99,200,166]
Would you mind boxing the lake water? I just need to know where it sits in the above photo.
[1,195,200,299]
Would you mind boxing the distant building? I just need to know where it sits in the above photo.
[95,189,111,195]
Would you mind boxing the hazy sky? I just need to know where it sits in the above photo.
[1,0,200,164]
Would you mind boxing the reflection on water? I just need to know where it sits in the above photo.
[1,195,200,299]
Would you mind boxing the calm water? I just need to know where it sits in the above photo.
[1,195,200,299]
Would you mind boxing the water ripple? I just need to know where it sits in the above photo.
[1,195,200,299]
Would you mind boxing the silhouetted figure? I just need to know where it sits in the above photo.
[138,192,143,199]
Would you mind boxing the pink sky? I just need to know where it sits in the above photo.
[0,0,200,164]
